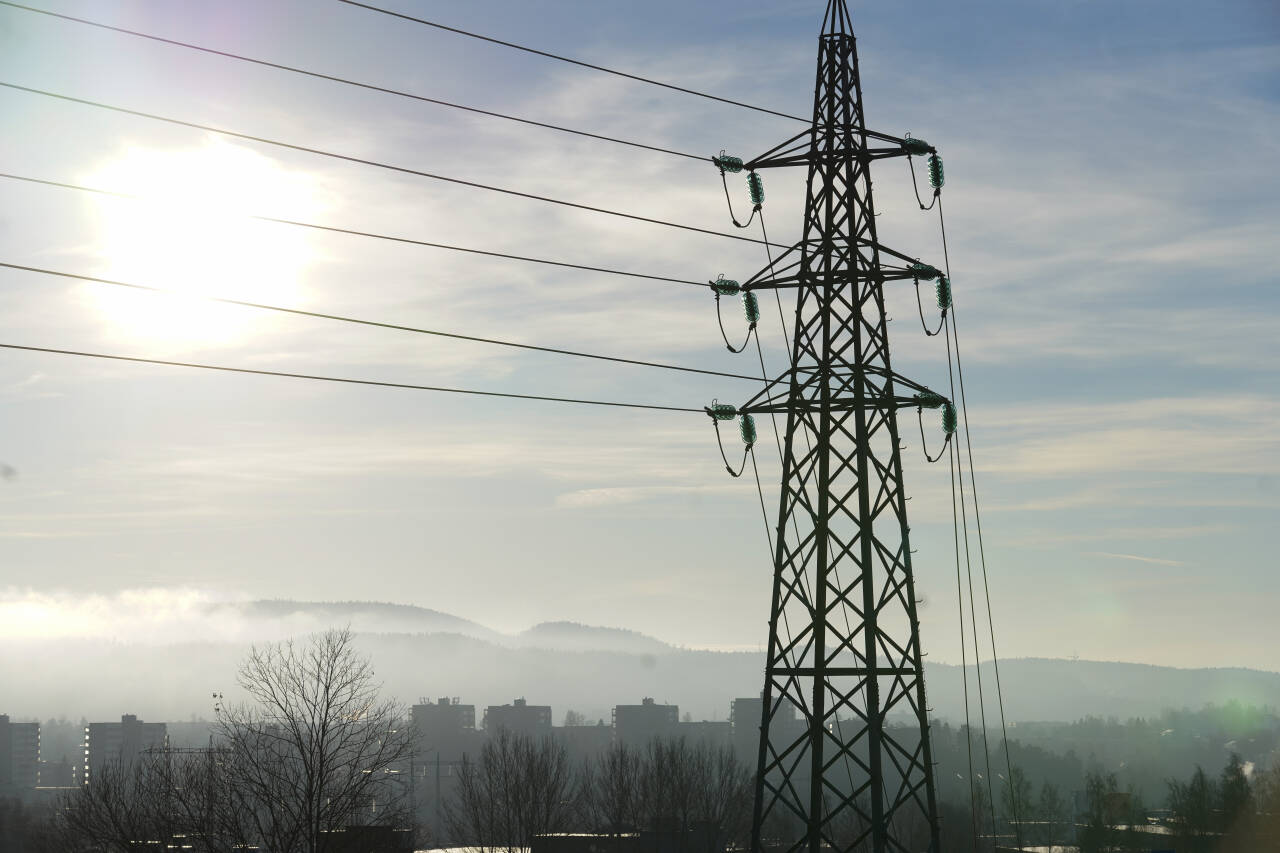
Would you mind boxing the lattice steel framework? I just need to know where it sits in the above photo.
[735,3,944,852]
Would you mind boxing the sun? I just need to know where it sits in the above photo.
[86,140,323,348]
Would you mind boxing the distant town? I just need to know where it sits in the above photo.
[2,694,786,794]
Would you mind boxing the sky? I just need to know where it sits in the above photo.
[0,0,1277,671]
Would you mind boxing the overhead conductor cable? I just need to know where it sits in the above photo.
[0,1,708,163]
[0,343,703,413]
[0,82,788,250]
[336,0,807,123]
[0,262,767,383]
[0,173,706,288]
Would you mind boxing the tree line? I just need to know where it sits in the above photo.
[445,729,752,853]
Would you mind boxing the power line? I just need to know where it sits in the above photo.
[0,261,761,383]
[0,342,702,413]
[0,172,706,288]
[938,193,1023,849]
[0,0,708,163]
[338,0,808,124]
[0,82,785,249]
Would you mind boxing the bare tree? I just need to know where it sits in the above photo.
[445,728,577,852]
[581,744,644,834]
[214,627,414,852]
[999,765,1032,848]
[1036,780,1068,849]
[41,630,412,853]
[638,738,699,836]
[584,737,751,853]
[686,739,752,853]
[51,751,205,852]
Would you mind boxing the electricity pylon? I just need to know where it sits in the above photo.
[730,2,947,851]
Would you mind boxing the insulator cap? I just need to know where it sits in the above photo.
[747,172,765,205]
[914,392,947,410]
[936,276,952,310]
[902,135,931,156]
[942,401,958,434]
[928,153,945,190]
[743,291,760,323]
[710,275,741,296]
[739,413,757,446]
[910,262,943,281]
[714,153,744,174]
[709,403,738,421]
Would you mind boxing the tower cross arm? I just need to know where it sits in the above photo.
[743,127,934,171]
[739,394,944,416]
[738,242,928,292]
[732,365,949,415]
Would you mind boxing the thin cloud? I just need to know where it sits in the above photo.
[1086,551,1188,567]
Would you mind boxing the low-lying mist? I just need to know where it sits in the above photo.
[6,588,1280,726]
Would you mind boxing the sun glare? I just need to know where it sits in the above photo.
[87,141,323,348]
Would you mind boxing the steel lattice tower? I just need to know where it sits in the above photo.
[732,2,945,851]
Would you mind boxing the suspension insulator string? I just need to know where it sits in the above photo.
[937,275,953,312]
[711,277,757,352]
[713,151,744,173]
[914,394,954,463]
[907,155,939,211]
[928,153,945,190]
[912,275,947,337]
[943,400,958,436]
[902,133,932,156]
[743,291,761,324]
[706,403,752,477]
[910,262,944,281]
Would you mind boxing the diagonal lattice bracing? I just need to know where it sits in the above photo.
[738,3,942,852]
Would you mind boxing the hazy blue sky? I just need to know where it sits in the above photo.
[1,0,1277,669]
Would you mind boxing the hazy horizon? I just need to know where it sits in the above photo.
[3,588,1280,674]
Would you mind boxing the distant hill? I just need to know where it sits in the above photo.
[930,657,1280,723]
[205,599,502,642]
[4,599,1279,725]
[516,621,671,654]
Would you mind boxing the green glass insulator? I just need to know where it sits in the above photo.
[739,413,757,446]
[914,392,946,409]
[743,291,760,323]
[747,172,765,205]
[936,276,952,310]
[709,403,737,421]
[910,262,942,281]
[942,401,958,434]
[928,153,945,189]
[715,154,744,174]
[902,135,931,156]
[711,275,740,296]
